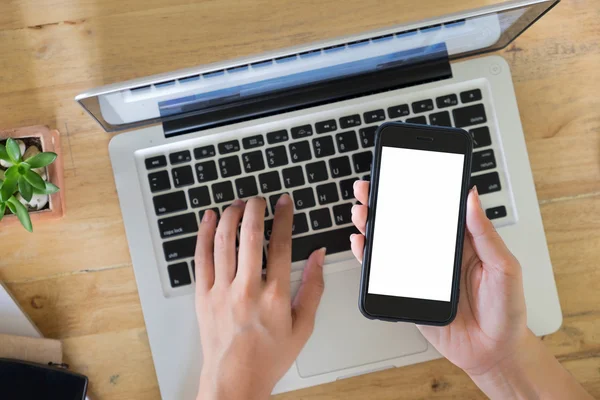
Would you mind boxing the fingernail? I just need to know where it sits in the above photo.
[276,193,291,208]
[316,247,327,266]
[351,205,358,214]
[232,199,245,207]
[202,210,213,222]
[472,185,482,208]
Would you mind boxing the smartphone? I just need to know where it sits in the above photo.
[359,122,473,326]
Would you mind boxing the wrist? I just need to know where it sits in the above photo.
[198,369,272,400]
[467,329,541,399]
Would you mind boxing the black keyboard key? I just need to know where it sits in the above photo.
[486,206,507,220]
[291,125,313,139]
[235,176,259,198]
[316,183,339,205]
[453,104,487,128]
[195,160,218,183]
[362,174,371,181]
[315,119,337,134]
[282,166,305,188]
[471,172,501,194]
[153,191,187,215]
[269,193,289,214]
[189,186,211,208]
[158,213,198,239]
[339,177,358,200]
[469,127,492,148]
[148,171,171,192]
[359,126,377,148]
[333,203,353,225]
[218,140,240,154]
[336,131,359,153]
[329,156,352,178]
[305,161,329,183]
[406,116,427,124]
[472,149,497,173]
[258,171,282,193]
[436,94,458,108]
[412,99,434,113]
[387,104,409,118]
[219,156,242,178]
[352,151,372,174]
[266,146,288,167]
[163,236,196,262]
[242,151,266,173]
[194,145,216,160]
[292,213,309,235]
[293,187,316,210]
[168,262,192,288]
[267,130,289,144]
[170,150,192,165]
[146,155,167,170]
[460,89,482,103]
[212,181,235,203]
[289,141,312,163]
[291,225,359,262]
[312,136,335,158]
[309,208,333,230]
[339,114,361,129]
[363,109,385,124]
[242,135,265,149]
[172,166,194,188]
[429,111,452,127]
[199,207,220,221]
[264,219,274,240]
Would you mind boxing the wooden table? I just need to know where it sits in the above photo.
[1,0,598,398]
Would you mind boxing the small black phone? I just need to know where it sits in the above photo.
[359,122,473,326]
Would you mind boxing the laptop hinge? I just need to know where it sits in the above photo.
[162,43,451,138]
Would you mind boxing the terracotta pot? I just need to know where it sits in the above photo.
[0,126,65,227]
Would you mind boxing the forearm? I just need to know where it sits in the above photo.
[468,330,593,400]
[197,370,272,400]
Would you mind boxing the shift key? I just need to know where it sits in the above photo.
[471,172,501,194]
[163,236,197,262]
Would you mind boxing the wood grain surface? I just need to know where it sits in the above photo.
[0,0,598,398]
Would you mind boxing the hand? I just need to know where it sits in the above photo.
[194,195,326,400]
[350,181,528,377]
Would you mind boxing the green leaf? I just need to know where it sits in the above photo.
[25,152,57,168]
[18,176,33,202]
[0,144,11,162]
[6,138,21,163]
[8,196,32,232]
[24,170,45,190]
[5,165,20,179]
[0,176,18,202]
[32,181,60,195]
[0,203,5,222]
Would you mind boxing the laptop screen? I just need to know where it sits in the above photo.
[76,0,559,132]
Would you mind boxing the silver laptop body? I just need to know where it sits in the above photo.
[76,1,562,398]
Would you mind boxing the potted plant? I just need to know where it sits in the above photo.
[0,126,65,232]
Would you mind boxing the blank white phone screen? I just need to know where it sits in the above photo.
[368,147,465,302]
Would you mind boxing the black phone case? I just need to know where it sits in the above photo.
[358,122,473,326]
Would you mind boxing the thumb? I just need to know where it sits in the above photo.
[292,247,326,342]
[466,187,520,276]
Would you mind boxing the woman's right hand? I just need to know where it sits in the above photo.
[350,181,529,378]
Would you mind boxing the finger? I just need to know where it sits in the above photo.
[353,180,370,205]
[351,204,368,235]
[195,209,218,293]
[236,197,267,289]
[466,187,520,275]
[292,247,326,342]
[213,199,245,284]
[266,194,293,291]
[350,233,365,263]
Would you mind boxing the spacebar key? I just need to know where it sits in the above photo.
[292,226,359,262]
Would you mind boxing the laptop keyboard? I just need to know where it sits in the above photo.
[144,87,509,292]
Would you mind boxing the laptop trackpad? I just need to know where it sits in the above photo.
[294,267,429,378]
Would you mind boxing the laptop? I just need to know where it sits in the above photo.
[76,0,563,397]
